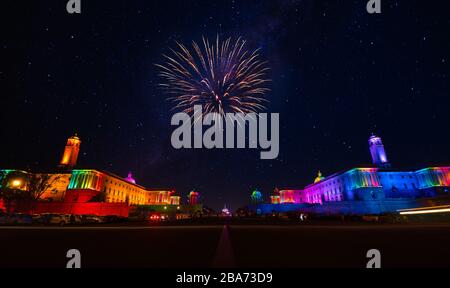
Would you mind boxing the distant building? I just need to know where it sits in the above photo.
[188,191,199,205]
[251,189,263,204]
[270,188,280,204]
[221,205,231,216]
[65,169,179,205]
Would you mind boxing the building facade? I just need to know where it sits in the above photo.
[65,169,179,205]
[0,135,182,216]
[267,135,450,214]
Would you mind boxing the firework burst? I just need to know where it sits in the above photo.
[156,36,270,117]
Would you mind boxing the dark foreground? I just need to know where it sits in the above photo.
[1,222,450,268]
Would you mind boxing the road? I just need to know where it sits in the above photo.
[1,223,450,268]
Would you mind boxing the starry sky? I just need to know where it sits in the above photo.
[1,0,449,211]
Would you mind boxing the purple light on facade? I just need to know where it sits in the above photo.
[368,135,390,168]
[125,172,136,184]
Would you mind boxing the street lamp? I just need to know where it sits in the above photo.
[11,179,22,188]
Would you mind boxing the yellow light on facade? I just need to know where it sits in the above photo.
[164,206,167,210]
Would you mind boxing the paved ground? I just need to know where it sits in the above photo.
[1,222,450,268]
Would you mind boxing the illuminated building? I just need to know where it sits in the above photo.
[270,195,280,204]
[279,189,301,204]
[188,191,199,205]
[170,196,181,205]
[0,170,71,202]
[66,169,178,205]
[300,167,384,204]
[221,205,231,216]
[0,134,184,216]
[368,134,390,168]
[59,134,81,169]
[251,189,263,204]
[270,188,281,204]
[271,167,449,206]
[264,135,450,215]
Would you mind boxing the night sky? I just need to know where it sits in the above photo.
[1,0,449,211]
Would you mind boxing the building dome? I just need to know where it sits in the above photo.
[222,205,231,216]
[314,171,325,183]
[125,172,136,184]
[251,189,263,204]
[71,134,80,141]
[189,191,199,196]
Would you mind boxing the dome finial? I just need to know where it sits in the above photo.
[314,170,325,183]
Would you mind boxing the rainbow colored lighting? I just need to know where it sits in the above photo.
[270,195,280,204]
[415,167,450,189]
[68,170,104,191]
[251,190,263,203]
[279,190,300,204]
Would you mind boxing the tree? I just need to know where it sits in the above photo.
[27,174,63,201]
[0,172,63,214]
[0,170,28,214]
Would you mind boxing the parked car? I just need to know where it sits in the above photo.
[0,213,33,224]
[148,213,162,222]
[49,214,72,226]
[362,215,380,222]
[128,215,146,222]
[103,215,124,223]
[0,215,8,224]
[32,213,53,224]
[14,214,32,224]
[69,214,83,224]
[82,215,105,224]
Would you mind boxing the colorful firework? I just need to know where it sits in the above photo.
[156,36,270,117]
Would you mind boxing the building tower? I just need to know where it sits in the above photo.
[188,191,199,205]
[59,134,81,169]
[368,134,390,168]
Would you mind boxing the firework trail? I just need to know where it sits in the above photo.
[156,36,270,118]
